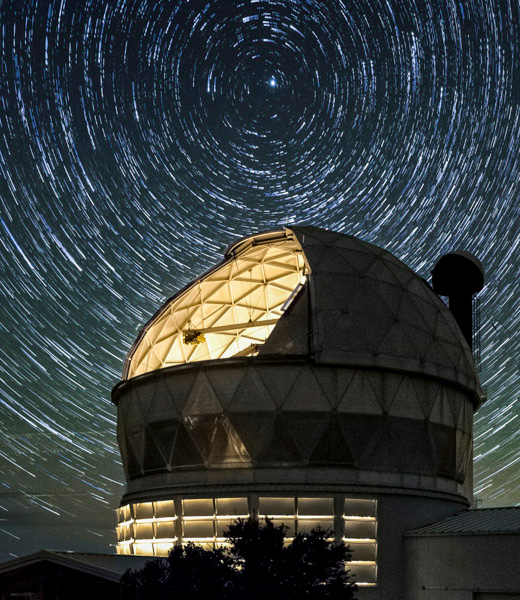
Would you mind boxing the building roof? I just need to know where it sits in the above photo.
[405,507,520,536]
[121,226,481,402]
[0,550,152,582]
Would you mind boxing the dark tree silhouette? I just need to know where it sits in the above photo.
[121,543,236,600]
[121,518,357,600]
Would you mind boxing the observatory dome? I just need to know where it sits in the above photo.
[113,226,483,591]
[123,226,480,395]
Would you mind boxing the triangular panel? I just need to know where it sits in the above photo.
[377,322,421,359]
[423,339,456,369]
[428,388,455,427]
[387,377,424,420]
[171,421,205,468]
[124,435,142,480]
[164,369,199,414]
[400,323,434,358]
[143,428,167,472]
[257,416,303,464]
[408,422,435,474]
[447,389,463,426]
[204,416,251,465]
[367,417,423,472]
[367,279,404,316]
[456,431,471,477]
[147,381,179,422]
[347,278,394,318]
[438,339,465,369]
[312,367,356,408]
[183,371,223,416]
[365,371,403,413]
[313,247,357,274]
[309,417,354,465]
[434,311,462,343]
[411,378,439,419]
[229,412,276,459]
[339,414,384,467]
[386,263,416,288]
[125,397,145,429]
[365,258,402,287]
[397,293,431,332]
[462,400,473,435]
[326,312,395,355]
[283,412,329,459]
[408,290,439,332]
[134,377,159,417]
[282,367,331,411]
[333,247,380,275]
[229,367,276,411]
[256,364,303,407]
[127,430,145,472]
[147,419,178,464]
[337,371,384,415]
[204,366,246,409]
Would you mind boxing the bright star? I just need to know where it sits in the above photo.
[269,77,277,87]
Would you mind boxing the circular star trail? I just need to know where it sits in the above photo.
[0,0,519,558]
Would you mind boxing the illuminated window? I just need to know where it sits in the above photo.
[259,497,296,539]
[343,498,377,586]
[135,502,154,520]
[297,497,334,535]
[298,497,334,516]
[183,498,214,517]
[156,521,176,538]
[217,497,248,516]
[181,497,249,548]
[183,520,215,539]
[259,497,295,516]
[134,543,154,556]
[116,500,178,556]
[136,523,153,540]
[117,493,378,586]
[258,497,335,539]
[155,500,175,519]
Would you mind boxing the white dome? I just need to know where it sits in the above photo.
[125,226,480,401]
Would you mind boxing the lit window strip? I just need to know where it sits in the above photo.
[343,499,378,586]
[118,495,379,587]
[130,538,178,543]
[183,514,249,520]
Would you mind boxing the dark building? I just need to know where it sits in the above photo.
[0,550,149,600]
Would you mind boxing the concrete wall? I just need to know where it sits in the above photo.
[403,533,520,600]
[365,494,465,600]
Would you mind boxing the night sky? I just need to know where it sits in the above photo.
[1,0,519,561]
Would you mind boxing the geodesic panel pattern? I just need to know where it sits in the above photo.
[125,230,307,378]
[290,226,480,397]
[115,358,474,484]
[124,227,480,401]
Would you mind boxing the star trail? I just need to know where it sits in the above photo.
[0,0,519,559]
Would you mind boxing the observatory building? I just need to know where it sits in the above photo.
[112,226,518,598]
